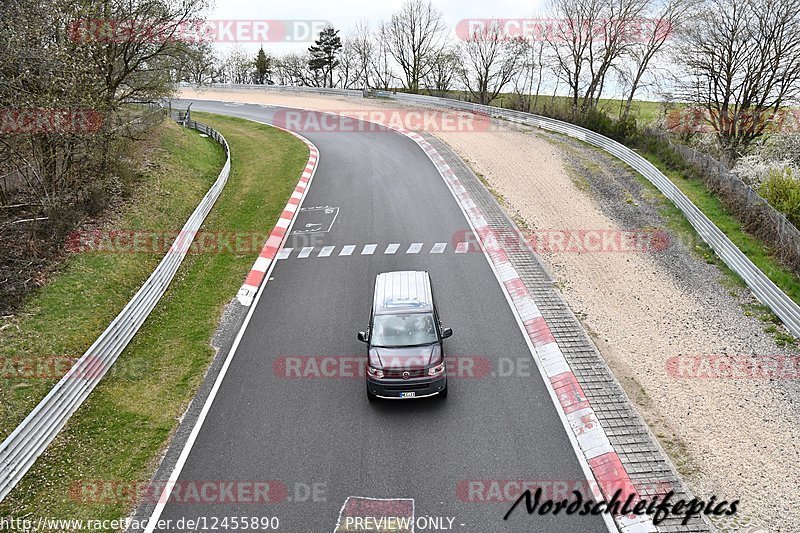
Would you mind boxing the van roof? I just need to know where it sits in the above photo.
[373,271,433,315]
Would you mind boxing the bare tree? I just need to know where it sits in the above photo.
[180,42,218,85]
[273,52,316,86]
[350,20,374,89]
[580,0,649,112]
[370,23,398,91]
[620,0,689,120]
[336,37,360,89]
[221,46,254,84]
[385,0,448,93]
[510,39,544,112]
[548,0,603,112]
[459,21,526,105]
[678,0,800,162]
[424,48,459,96]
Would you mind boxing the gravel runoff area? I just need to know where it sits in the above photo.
[180,87,800,531]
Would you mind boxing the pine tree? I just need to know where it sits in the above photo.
[308,27,342,88]
[254,46,271,84]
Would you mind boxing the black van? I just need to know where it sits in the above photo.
[358,271,453,401]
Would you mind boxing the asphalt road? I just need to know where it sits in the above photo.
[150,100,608,532]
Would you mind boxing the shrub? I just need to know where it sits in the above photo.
[758,168,800,227]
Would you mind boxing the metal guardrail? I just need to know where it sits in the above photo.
[0,119,230,502]
[206,83,800,338]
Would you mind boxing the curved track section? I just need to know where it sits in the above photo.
[141,100,613,532]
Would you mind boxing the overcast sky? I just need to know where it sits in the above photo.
[205,0,549,53]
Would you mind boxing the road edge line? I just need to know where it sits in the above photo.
[142,122,319,533]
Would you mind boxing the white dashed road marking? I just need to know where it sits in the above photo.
[276,243,471,260]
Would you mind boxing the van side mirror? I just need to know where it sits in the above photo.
[441,327,453,339]
[358,331,368,343]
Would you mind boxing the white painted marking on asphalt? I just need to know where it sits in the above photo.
[430,242,447,254]
[340,245,356,256]
[407,243,423,254]
[276,248,293,260]
[361,244,377,255]
[384,243,400,254]
[298,247,314,258]
[318,246,335,257]
[455,242,469,253]
[334,497,416,533]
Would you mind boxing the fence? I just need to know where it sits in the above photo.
[0,116,230,502]
[645,128,800,270]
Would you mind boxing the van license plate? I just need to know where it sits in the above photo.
[400,392,416,398]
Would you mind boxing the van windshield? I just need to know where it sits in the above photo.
[372,313,438,347]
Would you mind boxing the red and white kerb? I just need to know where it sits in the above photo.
[236,130,319,306]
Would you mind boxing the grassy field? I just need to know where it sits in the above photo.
[408,88,672,125]
[0,113,308,521]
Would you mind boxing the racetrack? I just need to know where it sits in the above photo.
[140,100,610,532]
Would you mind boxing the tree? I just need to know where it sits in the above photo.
[677,0,800,162]
[579,0,649,112]
[254,46,272,84]
[370,23,398,90]
[547,0,603,112]
[180,42,218,85]
[308,26,342,88]
[274,51,316,86]
[459,21,525,105]
[424,48,459,96]
[221,46,253,84]
[385,0,448,93]
[620,0,689,120]
[350,20,374,88]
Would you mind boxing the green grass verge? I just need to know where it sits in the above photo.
[633,150,800,344]
[0,112,308,521]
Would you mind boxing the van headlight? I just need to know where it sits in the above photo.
[367,367,384,379]
[428,362,445,376]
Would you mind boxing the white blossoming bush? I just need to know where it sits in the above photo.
[732,134,800,187]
